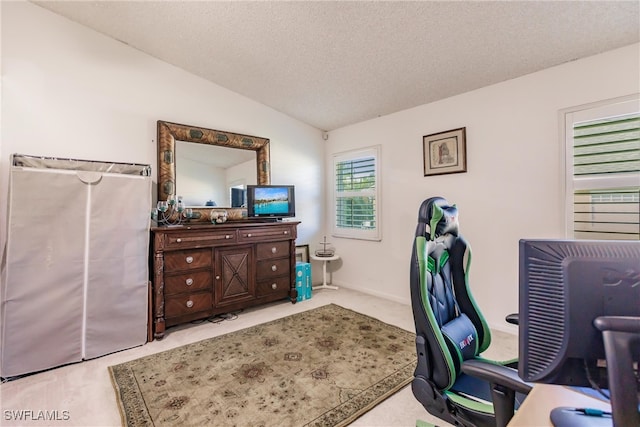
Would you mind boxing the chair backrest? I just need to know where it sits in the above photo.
[410,196,492,391]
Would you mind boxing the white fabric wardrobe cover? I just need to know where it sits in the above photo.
[1,155,151,378]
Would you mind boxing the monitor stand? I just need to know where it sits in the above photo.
[550,407,612,427]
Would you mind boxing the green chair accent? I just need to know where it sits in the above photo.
[415,419,437,427]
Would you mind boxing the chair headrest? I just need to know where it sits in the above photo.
[417,196,459,240]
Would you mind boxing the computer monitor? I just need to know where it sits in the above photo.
[518,239,640,426]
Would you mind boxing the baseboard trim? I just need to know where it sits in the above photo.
[487,322,518,335]
[330,280,411,306]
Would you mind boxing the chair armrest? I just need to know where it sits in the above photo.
[505,313,519,325]
[593,316,640,427]
[594,316,640,334]
[461,359,533,395]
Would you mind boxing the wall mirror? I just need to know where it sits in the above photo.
[157,120,270,222]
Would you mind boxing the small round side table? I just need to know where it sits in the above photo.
[310,253,340,290]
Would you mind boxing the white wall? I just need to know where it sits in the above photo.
[1,2,325,269]
[3,2,638,332]
[325,43,640,332]
[176,155,226,207]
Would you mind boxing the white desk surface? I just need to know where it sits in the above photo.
[508,384,611,426]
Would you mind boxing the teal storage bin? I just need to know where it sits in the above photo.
[295,262,312,302]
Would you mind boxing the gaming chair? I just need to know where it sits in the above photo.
[410,197,532,427]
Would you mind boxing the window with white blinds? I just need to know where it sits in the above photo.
[565,96,639,241]
[332,146,381,241]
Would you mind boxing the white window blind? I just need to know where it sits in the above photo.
[565,97,640,241]
[332,146,381,241]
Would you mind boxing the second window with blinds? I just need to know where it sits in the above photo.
[332,146,381,241]
[564,95,639,241]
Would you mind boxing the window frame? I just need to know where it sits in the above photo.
[562,94,640,239]
[331,145,382,241]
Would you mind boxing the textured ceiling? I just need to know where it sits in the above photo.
[32,1,640,131]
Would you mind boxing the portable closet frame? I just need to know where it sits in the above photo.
[1,154,152,378]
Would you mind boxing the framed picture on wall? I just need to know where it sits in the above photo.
[423,127,467,176]
[295,245,310,263]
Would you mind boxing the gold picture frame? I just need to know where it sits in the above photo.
[423,127,467,176]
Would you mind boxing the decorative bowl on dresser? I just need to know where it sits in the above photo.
[151,221,300,339]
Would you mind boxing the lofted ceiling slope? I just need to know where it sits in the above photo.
[31,1,640,131]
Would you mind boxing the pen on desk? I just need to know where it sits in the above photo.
[574,408,612,417]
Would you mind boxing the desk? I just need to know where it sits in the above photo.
[508,384,611,426]
[310,254,340,290]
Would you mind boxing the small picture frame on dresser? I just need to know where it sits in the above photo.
[295,245,310,263]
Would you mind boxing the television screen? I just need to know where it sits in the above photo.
[247,185,295,218]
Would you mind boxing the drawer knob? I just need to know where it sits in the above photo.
[185,256,193,264]
[186,300,194,308]
[216,275,220,280]
[176,238,182,243]
[283,231,288,235]
[225,235,231,239]
[247,233,252,237]
[271,283,277,290]
[185,278,193,286]
[271,247,277,254]
[271,265,277,272]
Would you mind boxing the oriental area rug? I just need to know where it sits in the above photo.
[108,304,417,427]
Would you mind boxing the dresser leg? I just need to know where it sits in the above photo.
[154,321,166,340]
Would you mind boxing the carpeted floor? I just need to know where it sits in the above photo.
[109,304,417,427]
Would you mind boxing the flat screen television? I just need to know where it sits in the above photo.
[246,185,295,219]
[518,239,640,426]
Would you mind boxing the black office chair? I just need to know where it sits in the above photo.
[410,197,532,427]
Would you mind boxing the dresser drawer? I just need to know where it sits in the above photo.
[151,222,300,339]
[164,249,211,272]
[165,291,212,318]
[165,270,211,296]
[256,258,291,279]
[256,241,290,260]
[165,230,237,249]
[238,226,295,243]
[256,276,291,297]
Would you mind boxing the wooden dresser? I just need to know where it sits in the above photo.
[151,221,299,339]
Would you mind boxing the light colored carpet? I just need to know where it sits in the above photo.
[109,304,416,426]
[0,287,518,426]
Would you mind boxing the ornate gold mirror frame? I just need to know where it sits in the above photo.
[157,120,270,222]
